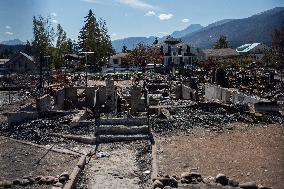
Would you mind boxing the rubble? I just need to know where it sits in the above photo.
[0,65,283,189]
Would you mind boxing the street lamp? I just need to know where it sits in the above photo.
[81,52,94,87]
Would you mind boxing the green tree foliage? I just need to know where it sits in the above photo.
[52,24,73,68]
[78,9,113,67]
[213,35,228,49]
[153,37,159,45]
[24,40,32,55]
[122,44,127,53]
[32,15,55,61]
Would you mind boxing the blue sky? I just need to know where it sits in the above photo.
[0,0,283,43]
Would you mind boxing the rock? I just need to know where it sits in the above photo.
[153,177,178,187]
[163,186,172,189]
[239,182,258,189]
[53,182,64,187]
[52,187,62,189]
[19,179,30,186]
[258,187,272,189]
[35,175,43,181]
[3,180,13,188]
[169,176,178,187]
[53,178,59,184]
[153,180,164,189]
[228,179,239,187]
[38,177,47,184]
[181,172,201,181]
[60,172,69,180]
[181,178,190,184]
[12,179,21,185]
[59,176,67,183]
[46,176,56,184]
[215,173,228,185]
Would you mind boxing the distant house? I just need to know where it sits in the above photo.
[158,36,194,68]
[64,54,84,68]
[199,48,239,61]
[0,59,10,73]
[108,53,128,68]
[236,43,269,62]
[5,52,36,73]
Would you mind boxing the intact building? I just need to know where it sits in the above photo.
[236,43,269,62]
[158,36,194,68]
[5,52,36,73]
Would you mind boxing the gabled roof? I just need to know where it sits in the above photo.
[19,52,34,62]
[236,43,261,53]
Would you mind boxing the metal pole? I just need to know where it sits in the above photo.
[39,53,43,89]
[85,54,88,87]
[8,72,11,103]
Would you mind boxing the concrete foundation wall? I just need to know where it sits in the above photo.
[8,111,38,127]
[36,94,52,112]
[181,85,197,101]
[204,83,262,105]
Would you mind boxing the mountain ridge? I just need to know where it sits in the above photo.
[112,7,284,51]
[0,39,25,46]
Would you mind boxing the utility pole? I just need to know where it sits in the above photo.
[81,52,94,87]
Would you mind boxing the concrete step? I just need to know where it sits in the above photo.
[99,117,147,126]
[96,134,150,143]
[96,125,149,135]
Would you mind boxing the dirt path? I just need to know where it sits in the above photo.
[157,123,284,189]
[80,141,151,189]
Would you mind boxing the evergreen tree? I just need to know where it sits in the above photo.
[32,15,54,59]
[153,37,159,45]
[213,35,228,49]
[25,40,32,55]
[52,24,72,67]
[122,44,127,53]
[78,9,113,68]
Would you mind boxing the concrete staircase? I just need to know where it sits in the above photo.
[95,117,151,143]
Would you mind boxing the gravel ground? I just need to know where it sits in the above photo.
[0,136,80,189]
[156,123,284,189]
[77,141,152,189]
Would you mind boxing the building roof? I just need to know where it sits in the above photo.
[19,52,34,62]
[111,53,128,59]
[164,36,181,45]
[0,59,10,64]
[236,43,261,53]
[203,48,239,58]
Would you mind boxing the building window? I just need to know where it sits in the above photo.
[113,59,119,64]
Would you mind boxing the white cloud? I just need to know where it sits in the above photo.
[158,13,173,20]
[117,0,157,10]
[158,31,169,35]
[5,25,11,29]
[52,19,58,24]
[145,10,156,16]
[50,12,57,17]
[182,18,189,23]
[111,33,118,37]
[5,31,14,35]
